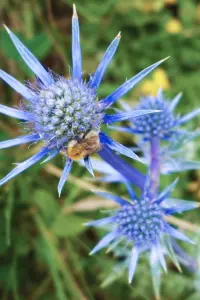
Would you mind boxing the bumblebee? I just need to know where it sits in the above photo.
[67,130,101,161]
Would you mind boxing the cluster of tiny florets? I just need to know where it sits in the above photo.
[134,97,177,139]
[28,78,104,148]
[116,199,164,248]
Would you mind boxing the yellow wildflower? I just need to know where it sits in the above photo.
[165,18,183,34]
[116,0,164,13]
[164,0,176,4]
[140,68,170,96]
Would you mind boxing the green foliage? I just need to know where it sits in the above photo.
[52,214,86,237]
[0,0,199,299]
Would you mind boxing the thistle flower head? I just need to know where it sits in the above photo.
[113,89,200,141]
[134,90,177,139]
[87,178,198,283]
[29,78,103,148]
[0,5,167,195]
[116,199,163,249]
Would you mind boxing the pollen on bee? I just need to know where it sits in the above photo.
[67,130,101,161]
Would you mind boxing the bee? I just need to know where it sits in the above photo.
[67,130,101,161]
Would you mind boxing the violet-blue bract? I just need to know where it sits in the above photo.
[101,236,198,298]
[137,131,200,174]
[0,5,166,195]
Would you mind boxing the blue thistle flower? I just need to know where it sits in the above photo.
[87,178,198,283]
[112,89,200,141]
[0,5,166,195]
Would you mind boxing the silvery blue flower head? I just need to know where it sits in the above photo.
[0,5,167,195]
[114,89,200,141]
[87,178,198,283]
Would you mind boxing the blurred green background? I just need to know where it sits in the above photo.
[0,0,200,299]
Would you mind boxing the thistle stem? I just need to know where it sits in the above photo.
[149,136,160,197]
[98,145,146,190]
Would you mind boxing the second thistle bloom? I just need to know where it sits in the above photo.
[114,89,200,140]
